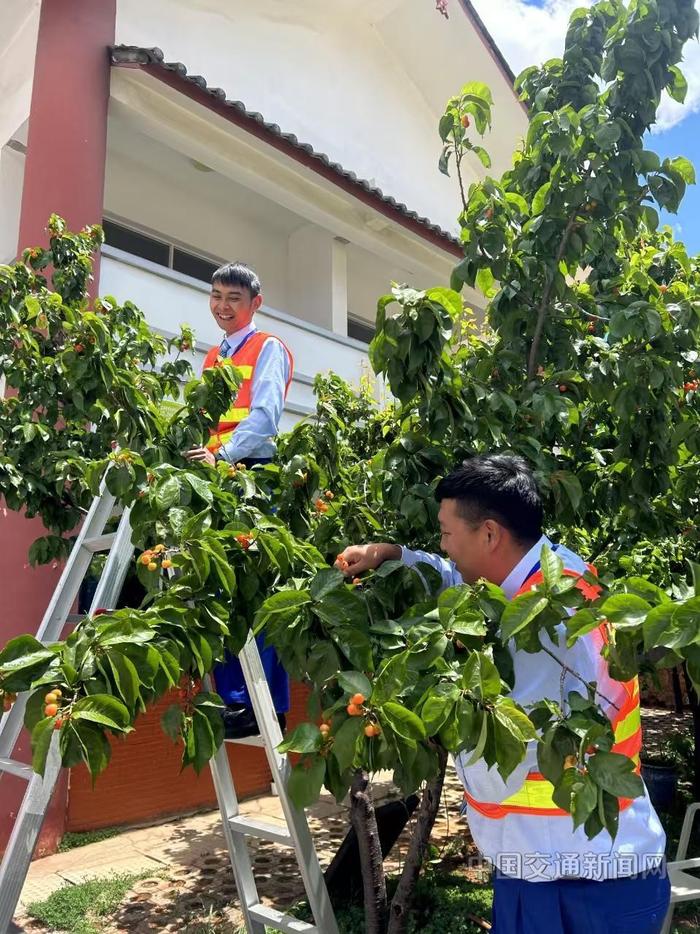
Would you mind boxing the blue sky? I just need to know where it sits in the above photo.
[470,0,700,256]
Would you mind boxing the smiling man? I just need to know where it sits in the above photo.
[186,262,294,739]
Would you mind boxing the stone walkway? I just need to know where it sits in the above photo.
[12,707,685,932]
[14,769,470,933]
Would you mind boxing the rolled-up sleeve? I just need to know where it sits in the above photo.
[400,547,463,590]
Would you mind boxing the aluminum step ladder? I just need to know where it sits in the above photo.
[0,484,339,934]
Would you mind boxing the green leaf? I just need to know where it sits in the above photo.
[461,651,502,699]
[311,567,345,601]
[31,717,55,777]
[161,703,184,743]
[0,634,55,674]
[255,590,311,632]
[191,708,216,774]
[278,722,323,754]
[71,694,132,732]
[337,670,372,700]
[566,608,601,647]
[331,716,364,772]
[106,650,140,710]
[184,472,213,503]
[587,751,644,799]
[420,682,461,734]
[599,594,651,629]
[381,701,427,742]
[156,476,182,510]
[493,697,537,742]
[667,65,688,104]
[471,144,492,168]
[287,756,326,809]
[532,181,551,215]
[500,592,549,640]
[540,546,564,588]
[668,156,695,185]
[371,653,408,706]
[594,122,621,149]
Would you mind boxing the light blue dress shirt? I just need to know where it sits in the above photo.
[216,323,291,463]
[400,537,666,880]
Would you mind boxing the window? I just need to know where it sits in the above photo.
[172,249,219,283]
[347,316,376,344]
[102,220,169,267]
[102,219,221,284]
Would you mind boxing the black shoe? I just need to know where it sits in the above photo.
[222,704,287,740]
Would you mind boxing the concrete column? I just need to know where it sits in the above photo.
[0,0,116,861]
[287,225,348,335]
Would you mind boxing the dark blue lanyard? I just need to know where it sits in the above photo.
[523,543,559,582]
[222,329,257,359]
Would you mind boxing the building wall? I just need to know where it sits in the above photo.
[113,0,527,235]
[0,0,41,261]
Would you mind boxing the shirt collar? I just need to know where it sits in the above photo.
[499,534,552,599]
[221,322,257,356]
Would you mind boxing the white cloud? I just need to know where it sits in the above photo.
[469,0,700,133]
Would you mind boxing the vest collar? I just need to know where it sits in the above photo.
[221,322,257,357]
[499,534,553,600]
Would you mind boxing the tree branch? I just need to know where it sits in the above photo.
[526,213,578,379]
[387,747,448,934]
[350,769,388,934]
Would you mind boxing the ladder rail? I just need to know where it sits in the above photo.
[0,484,340,934]
[237,633,340,934]
[0,737,63,932]
[204,674,266,934]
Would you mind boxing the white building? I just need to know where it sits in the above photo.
[0,0,527,843]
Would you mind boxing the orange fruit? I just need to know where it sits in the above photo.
[44,692,58,705]
[45,703,58,717]
[351,693,366,706]
[162,559,173,569]
[140,554,152,566]
[346,704,361,717]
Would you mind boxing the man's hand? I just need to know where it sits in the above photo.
[185,447,217,467]
[335,543,402,576]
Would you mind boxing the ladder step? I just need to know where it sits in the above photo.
[82,532,117,553]
[225,734,265,747]
[247,903,317,933]
[0,758,34,781]
[228,814,293,846]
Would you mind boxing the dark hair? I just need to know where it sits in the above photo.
[436,454,542,544]
[211,262,261,298]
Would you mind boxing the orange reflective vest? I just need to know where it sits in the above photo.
[464,564,642,820]
[202,330,294,454]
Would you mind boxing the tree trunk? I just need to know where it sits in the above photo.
[387,747,449,934]
[350,768,388,934]
[671,666,685,714]
[681,664,700,799]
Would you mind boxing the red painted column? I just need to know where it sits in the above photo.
[1,0,116,860]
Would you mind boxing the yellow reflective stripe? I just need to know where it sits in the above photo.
[614,706,641,744]
[219,360,254,379]
[221,407,250,422]
[501,778,556,810]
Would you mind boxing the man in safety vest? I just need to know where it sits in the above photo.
[186,262,293,739]
[337,454,669,933]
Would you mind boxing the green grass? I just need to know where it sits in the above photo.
[26,871,153,934]
[57,828,122,852]
[265,873,494,934]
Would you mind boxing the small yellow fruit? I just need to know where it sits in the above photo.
[148,562,158,572]
[162,559,173,569]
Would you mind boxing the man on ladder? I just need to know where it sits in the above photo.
[186,262,294,740]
